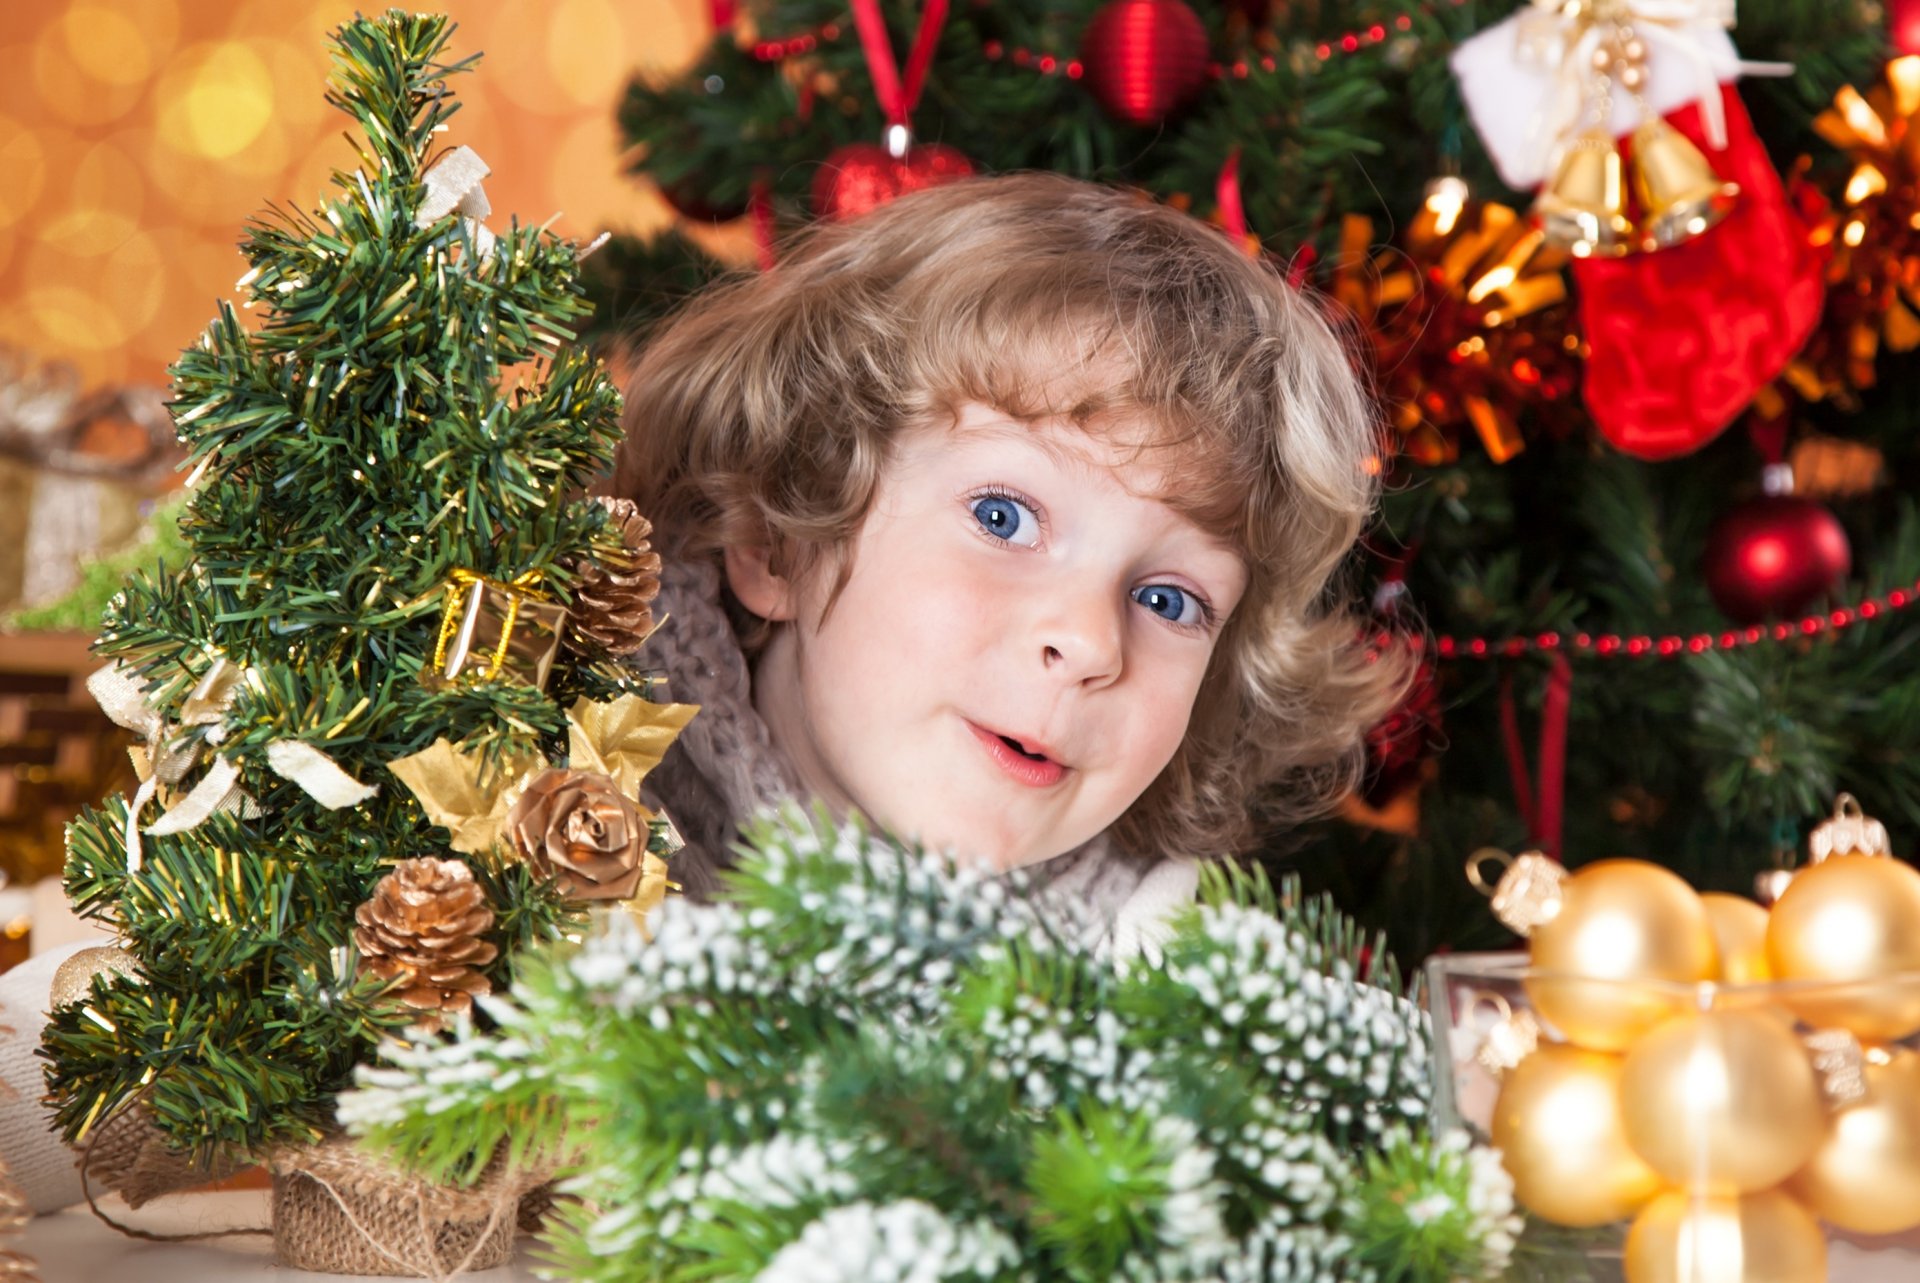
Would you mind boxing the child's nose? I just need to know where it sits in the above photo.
[1036,584,1124,689]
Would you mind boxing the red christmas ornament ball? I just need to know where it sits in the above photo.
[1080,0,1212,127]
[1703,495,1851,624]
[811,142,975,221]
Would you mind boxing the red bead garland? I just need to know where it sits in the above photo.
[1362,577,1920,665]
[750,2,1454,79]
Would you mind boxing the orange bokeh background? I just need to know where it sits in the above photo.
[0,0,719,390]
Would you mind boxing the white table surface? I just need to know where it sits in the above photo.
[20,1187,1920,1281]
[18,1190,542,1283]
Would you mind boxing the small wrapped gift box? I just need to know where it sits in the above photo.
[429,570,566,689]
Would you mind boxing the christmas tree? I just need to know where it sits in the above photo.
[40,11,677,1168]
[588,0,1920,963]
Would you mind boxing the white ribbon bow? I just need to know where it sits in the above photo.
[414,145,609,263]
[416,144,499,259]
[89,658,378,873]
[1516,0,1790,174]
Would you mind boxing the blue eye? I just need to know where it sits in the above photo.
[971,493,1040,547]
[1133,584,1204,627]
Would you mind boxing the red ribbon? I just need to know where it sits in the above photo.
[1499,653,1572,859]
[1747,412,1789,467]
[1217,148,1248,243]
[849,0,950,129]
[709,0,736,28]
[1285,242,1318,288]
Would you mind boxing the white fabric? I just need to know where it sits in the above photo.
[0,941,89,1214]
[1110,857,1202,965]
[1451,11,1744,189]
[143,754,244,837]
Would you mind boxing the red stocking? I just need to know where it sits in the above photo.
[1576,85,1827,460]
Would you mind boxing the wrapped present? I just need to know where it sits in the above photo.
[430,570,566,689]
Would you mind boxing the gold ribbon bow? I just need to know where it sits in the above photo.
[88,657,378,873]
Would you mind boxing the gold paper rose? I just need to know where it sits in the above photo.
[506,768,654,901]
[388,695,695,882]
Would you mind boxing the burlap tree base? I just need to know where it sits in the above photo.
[267,1135,525,1279]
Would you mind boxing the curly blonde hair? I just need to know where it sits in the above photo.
[612,172,1414,862]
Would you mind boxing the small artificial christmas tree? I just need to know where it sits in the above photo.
[38,13,686,1252]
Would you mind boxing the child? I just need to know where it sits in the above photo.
[0,170,1409,1212]
[614,170,1410,958]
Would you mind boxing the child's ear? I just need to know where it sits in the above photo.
[722,543,799,622]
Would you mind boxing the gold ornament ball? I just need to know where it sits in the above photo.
[49,945,142,1007]
[1490,1044,1662,1227]
[1701,893,1771,986]
[1788,1049,1920,1234]
[1766,853,1920,1041]
[1625,1188,1826,1283]
[1620,1008,1826,1192]
[1525,859,1718,1052]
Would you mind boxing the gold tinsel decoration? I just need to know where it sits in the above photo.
[565,497,664,659]
[1782,57,1920,405]
[1330,185,1579,467]
[353,857,499,1034]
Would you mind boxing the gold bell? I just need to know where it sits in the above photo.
[1629,116,1738,250]
[1533,128,1636,258]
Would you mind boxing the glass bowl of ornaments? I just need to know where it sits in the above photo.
[1426,797,1920,1283]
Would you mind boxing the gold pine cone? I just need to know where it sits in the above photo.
[353,856,499,1033]
[566,496,663,659]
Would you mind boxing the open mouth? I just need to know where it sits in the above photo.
[965,721,1067,788]
[996,734,1050,763]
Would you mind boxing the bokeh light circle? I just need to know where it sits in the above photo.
[547,0,636,105]
[60,2,176,88]
[153,40,277,161]
[0,115,51,234]
[32,22,147,127]
[40,139,146,256]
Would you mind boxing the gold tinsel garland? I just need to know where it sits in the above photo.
[1331,188,1581,467]
[1781,56,1920,406]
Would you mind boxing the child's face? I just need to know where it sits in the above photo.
[744,402,1248,871]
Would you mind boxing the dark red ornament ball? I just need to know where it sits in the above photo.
[1703,495,1851,625]
[1080,0,1212,127]
[811,142,975,221]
